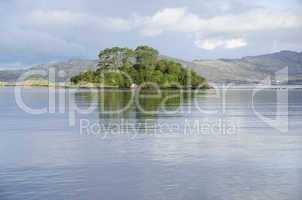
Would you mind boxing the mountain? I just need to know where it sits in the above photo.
[0,51,301,84]
[192,51,302,84]
[0,69,27,83]
[0,59,98,82]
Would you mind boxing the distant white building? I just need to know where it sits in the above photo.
[130,84,138,89]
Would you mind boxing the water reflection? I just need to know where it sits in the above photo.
[74,90,202,136]
[74,90,195,114]
[1,88,302,200]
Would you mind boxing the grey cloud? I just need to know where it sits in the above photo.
[0,0,301,68]
[0,26,86,63]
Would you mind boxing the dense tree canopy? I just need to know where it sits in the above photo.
[98,47,135,70]
[71,46,209,89]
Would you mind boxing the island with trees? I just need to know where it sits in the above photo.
[71,46,210,89]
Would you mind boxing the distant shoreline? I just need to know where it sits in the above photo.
[0,81,210,90]
[1,82,302,90]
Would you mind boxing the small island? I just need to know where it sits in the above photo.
[71,46,209,89]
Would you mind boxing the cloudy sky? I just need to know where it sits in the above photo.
[1,0,302,68]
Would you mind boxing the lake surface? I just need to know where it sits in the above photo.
[0,87,301,200]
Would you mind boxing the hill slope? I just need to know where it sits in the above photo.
[192,51,302,84]
[0,59,98,82]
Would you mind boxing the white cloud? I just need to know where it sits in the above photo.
[137,7,302,49]
[195,39,223,50]
[30,10,81,26]
[28,9,135,32]
[1,1,301,66]
[140,8,201,36]
[138,8,302,35]
[195,38,247,50]
[27,8,302,38]
[225,38,247,49]
[20,7,302,52]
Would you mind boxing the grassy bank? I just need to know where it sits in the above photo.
[13,79,55,87]
[1,80,211,89]
[1,81,118,89]
[0,81,7,87]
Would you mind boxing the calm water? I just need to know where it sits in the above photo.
[0,87,301,200]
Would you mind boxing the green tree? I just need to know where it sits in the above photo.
[135,46,159,70]
[98,47,135,69]
[71,45,209,89]
[150,70,164,84]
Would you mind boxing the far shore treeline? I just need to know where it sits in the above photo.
[71,46,210,89]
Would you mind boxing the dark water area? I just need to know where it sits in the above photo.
[0,87,301,200]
